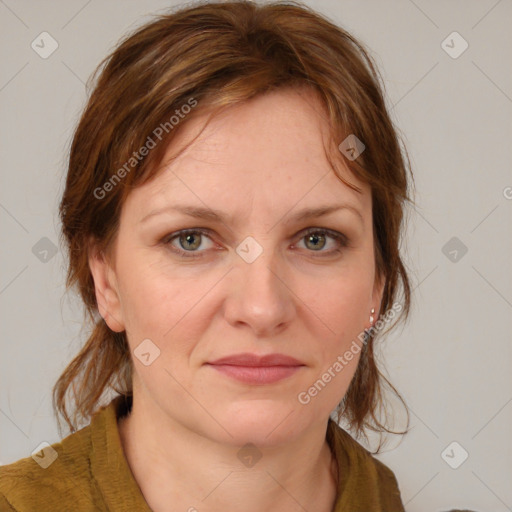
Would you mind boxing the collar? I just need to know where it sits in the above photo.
[90,394,152,511]
[89,395,352,510]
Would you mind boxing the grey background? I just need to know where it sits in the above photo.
[1,0,511,510]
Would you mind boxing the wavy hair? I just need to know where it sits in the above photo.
[54,0,415,452]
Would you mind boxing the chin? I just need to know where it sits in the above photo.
[213,401,303,447]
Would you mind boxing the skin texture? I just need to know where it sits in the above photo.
[89,87,384,512]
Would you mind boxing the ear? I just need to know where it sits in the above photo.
[371,272,386,321]
[88,238,125,332]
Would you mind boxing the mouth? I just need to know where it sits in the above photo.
[206,352,305,385]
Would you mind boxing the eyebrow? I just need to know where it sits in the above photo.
[139,203,364,226]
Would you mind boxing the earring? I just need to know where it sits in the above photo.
[369,308,375,325]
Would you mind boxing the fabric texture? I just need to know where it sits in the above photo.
[0,395,405,511]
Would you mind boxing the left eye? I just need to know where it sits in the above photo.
[295,228,348,254]
[163,228,348,258]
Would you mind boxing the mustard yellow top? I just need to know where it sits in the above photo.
[0,395,405,511]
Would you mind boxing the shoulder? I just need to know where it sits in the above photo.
[327,419,405,511]
[0,416,101,511]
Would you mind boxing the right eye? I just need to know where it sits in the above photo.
[163,229,216,258]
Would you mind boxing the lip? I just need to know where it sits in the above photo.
[206,353,305,385]
[208,353,304,367]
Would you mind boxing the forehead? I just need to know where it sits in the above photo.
[124,88,370,223]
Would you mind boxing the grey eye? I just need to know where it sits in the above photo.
[304,232,326,251]
[178,232,202,250]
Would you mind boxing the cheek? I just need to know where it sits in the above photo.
[298,271,372,388]
[306,271,372,336]
[117,259,217,354]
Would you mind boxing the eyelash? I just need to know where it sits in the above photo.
[162,227,349,259]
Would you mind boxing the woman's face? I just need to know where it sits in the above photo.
[90,88,384,446]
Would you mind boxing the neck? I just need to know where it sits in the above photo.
[117,393,339,512]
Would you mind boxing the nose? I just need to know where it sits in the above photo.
[223,242,296,337]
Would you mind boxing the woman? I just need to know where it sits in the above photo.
[0,1,414,510]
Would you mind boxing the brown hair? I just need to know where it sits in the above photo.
[54,0,415,451]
